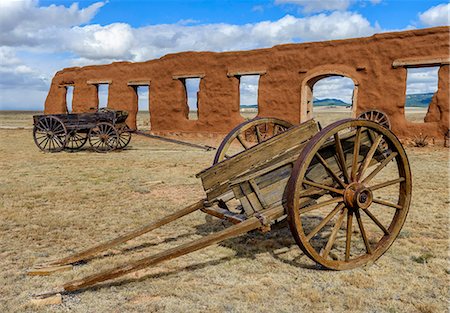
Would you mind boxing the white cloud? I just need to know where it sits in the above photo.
[406,67,440,95]
[275,0,352,13]
[0,0,106,46]
[419,3,450,27]
[67,23,134,60]
[130,12,379,62]
[240,76,260,106]
[0,6,382,109]
[313,76,355,103]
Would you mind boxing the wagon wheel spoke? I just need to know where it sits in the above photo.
[370,177,405,191]
[345,210,353,261]
[88,122,118,152]
[351,127,362,181]
[116,128,132,149]
[40,138,49,149]
[236,134,249,149]
[322,207,347,259]
[357,134,383,181]
[355,210,372,254]
[334,133,350,183]
[362,208,389,235]
[302,179,344,195]
[213,118,293,164]
[255,125,262,143]
[299,197,343,214]
[54,136,64,147]
[306,203,344,241]
[66,131,88,150]
[361,152,398,184]
[315,152,346,188]
[372,198,403,210]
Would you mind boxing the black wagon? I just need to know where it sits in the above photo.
[32,109,132,153]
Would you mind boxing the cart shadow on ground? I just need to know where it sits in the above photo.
[72,214,329,294]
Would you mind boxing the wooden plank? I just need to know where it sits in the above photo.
[127,80,150,86]
[172,73,206,79]
[201,207,246,224]
[39,200,205,268]
[232,128,385,213]
[392,56,449,68]
[249,179,268,208]
[59,206,285,293]
[197,120,318,196]
[227,70,266,77]
[86,80,112,85]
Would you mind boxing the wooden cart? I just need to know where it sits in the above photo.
[32,109,132,153]
[29,117,411,297]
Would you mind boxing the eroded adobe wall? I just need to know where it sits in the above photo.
[44,26,450,139]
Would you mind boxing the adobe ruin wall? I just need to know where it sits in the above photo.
[44,26,449,139]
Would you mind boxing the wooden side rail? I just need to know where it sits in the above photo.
[197,120,319,201]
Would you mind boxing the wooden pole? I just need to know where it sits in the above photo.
[33,200,205,270]
[61,206,284,292]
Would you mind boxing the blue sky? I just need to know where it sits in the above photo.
[0,0,448,110]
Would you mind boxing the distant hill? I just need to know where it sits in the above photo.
[405,92,434,107]
[239,93,434,108]
[240,98,350,108]
[313,98,350,107]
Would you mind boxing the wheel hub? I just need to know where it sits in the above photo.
[343,182,373,210]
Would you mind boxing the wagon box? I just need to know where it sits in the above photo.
[29,117,411,299]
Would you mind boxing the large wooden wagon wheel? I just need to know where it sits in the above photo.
[33,116,67,153]
[88,122,119,153]
[66,130,88,150]
[116,126,132,149]
[358,110,391,129]
[287,119,411,270]
[213,117,293,163]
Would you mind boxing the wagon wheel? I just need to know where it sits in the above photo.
[358,110,391,129]
[116,126,132,149]
[287,119,411,270]
[33,116,67,152]
[65,130,88,150]
[213,117,293,163]
[88,122,119,153]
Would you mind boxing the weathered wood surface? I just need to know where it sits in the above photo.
[231,128,383,215]
[33,110,128,129]
[32,200,205,271]
[197,119,319,201]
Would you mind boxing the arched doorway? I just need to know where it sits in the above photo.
[301,70,359,126]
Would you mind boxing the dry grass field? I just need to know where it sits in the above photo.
[0,110,448,313]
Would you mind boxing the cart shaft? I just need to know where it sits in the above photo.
[35,200,205,269]
[62,205,285,292]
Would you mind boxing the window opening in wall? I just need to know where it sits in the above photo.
[184,78,201,120]
[239,75,260,119]
[137,86,150,129]
[97,84,109,109]
[65,86,74,113]
[310,76,355,127]
[405,67,439,123]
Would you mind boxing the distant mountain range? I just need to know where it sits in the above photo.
[404,93,435,107]
[240,92,434,108]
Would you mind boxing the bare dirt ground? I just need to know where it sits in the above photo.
[0,111,448,313]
